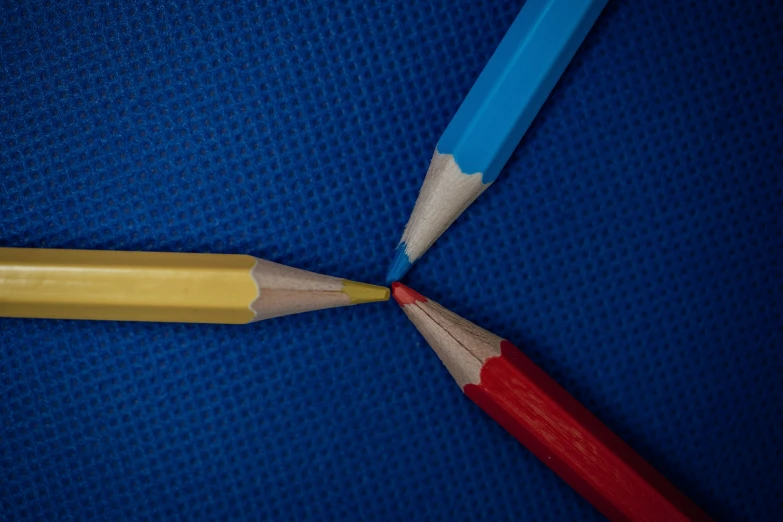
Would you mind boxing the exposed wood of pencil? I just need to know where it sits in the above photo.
[0,248,388,324]
[392,282,711,522]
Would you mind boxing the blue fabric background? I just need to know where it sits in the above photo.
[2,1,781,520]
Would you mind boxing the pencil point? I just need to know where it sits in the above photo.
[341,280,390,304]
[385,244,412,284]
[391,282,427,306]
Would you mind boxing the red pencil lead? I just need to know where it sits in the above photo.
[391,282,427,306]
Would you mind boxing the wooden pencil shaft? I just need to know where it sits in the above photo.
[0,248,389,324]
[387,0,609,282]
[392,283,711,521]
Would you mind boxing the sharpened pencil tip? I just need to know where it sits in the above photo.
[391,282,428,306]
[341,280,390,304]
[385,244,413,284]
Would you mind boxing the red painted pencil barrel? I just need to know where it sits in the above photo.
[465,340,712,521]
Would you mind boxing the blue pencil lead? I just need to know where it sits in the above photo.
[386,244,413,284]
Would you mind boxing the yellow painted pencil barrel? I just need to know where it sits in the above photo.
[0,248,389,324]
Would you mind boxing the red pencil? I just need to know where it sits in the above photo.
[392,282,711,522]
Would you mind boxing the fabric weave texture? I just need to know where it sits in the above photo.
[1,1,782,520]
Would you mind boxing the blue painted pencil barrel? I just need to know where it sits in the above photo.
[438,0,608,184]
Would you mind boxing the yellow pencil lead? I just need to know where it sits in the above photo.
[340,280,390,304]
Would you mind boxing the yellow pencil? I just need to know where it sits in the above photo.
[0,248,389,324]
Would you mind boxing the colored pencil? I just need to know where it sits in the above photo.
[391,282,711,521]
[0,247,389,324]
[386,0,608,283]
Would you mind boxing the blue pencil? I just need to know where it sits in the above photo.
[386,0,608,283]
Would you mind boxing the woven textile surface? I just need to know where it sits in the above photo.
[1,0,782,519]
